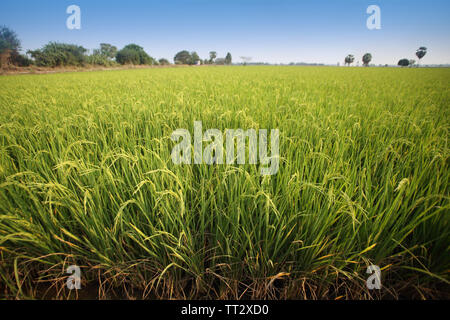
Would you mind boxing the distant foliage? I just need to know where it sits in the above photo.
[0,26,22,67]
[362,53,372,66]
[116,44,155,65]
[172,51,207,65]
[191,51,200,65]
[116,48,140,65]
[215,58,226,65]
[158,58,170,65]
[99,43,117,59]
[10,51,32,66]
[225,52,232,65]
[398,58,410,67]
[27,42,87,67]
[86,43,119,67]
[209,51,217,64]
[0,26,20,53]
[174,50,193,65]
[86,53,117,67]
[344,54,355,66]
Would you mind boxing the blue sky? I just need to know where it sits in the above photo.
[1,0,449,64]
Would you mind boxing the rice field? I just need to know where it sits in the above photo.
[0,66,449,299]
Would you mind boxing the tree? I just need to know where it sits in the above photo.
[225,52,232,65]
[27,42,87,67]
[415,47,427,66]
[158,58,170,65]
[215,58,226,65]
[409,59,416,67]
[0,26,21,67]
[174,50,192,65]
[116,44,154,65]
[99,43,117,59]
[362,53,372,66]
[87,43,118,66]
[9,51,32,66]
[398,58,410,67]
[344,54,355,66]
[123,44,153,65]
[115,48,140,65]
[191,51,200,65]
[240,56,252,66]
[209,51,217,64]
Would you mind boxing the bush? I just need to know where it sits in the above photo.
[27,42,87,67]
[158,58,170,65]
[116,48,140,65]
[10,51,33,66]
[86,53,118,67]
[116,44,154,65]
[174,50,192,65]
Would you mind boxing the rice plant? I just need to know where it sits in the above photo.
[0,66,448,299]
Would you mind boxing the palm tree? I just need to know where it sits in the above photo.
[209,51,217,64]
[344,54,355,66]
[415,47,427,66]
[362,53,372,67]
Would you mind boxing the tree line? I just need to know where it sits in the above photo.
[344,48,428,67]
[2,26,429,69]
[0,26,232,68]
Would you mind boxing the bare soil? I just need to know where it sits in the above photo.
[0,64,189,76]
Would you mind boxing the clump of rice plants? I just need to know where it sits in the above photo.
[0,66,448,299]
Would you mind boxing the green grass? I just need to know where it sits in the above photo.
[0,66,449,299]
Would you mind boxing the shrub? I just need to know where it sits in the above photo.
[158,58,170,65]
[86,53,118,67]
[174,50,192,65]
[27,42,87,67]
[10,51,33,66]
[116,44,154,65]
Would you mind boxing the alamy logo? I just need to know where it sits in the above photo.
[366,5,381,30]
[366,265,381,289]
[66,265,81,290]
[66,5,81,30]
[171,121,279,175]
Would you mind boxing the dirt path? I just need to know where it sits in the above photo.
[0,64,192,76]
